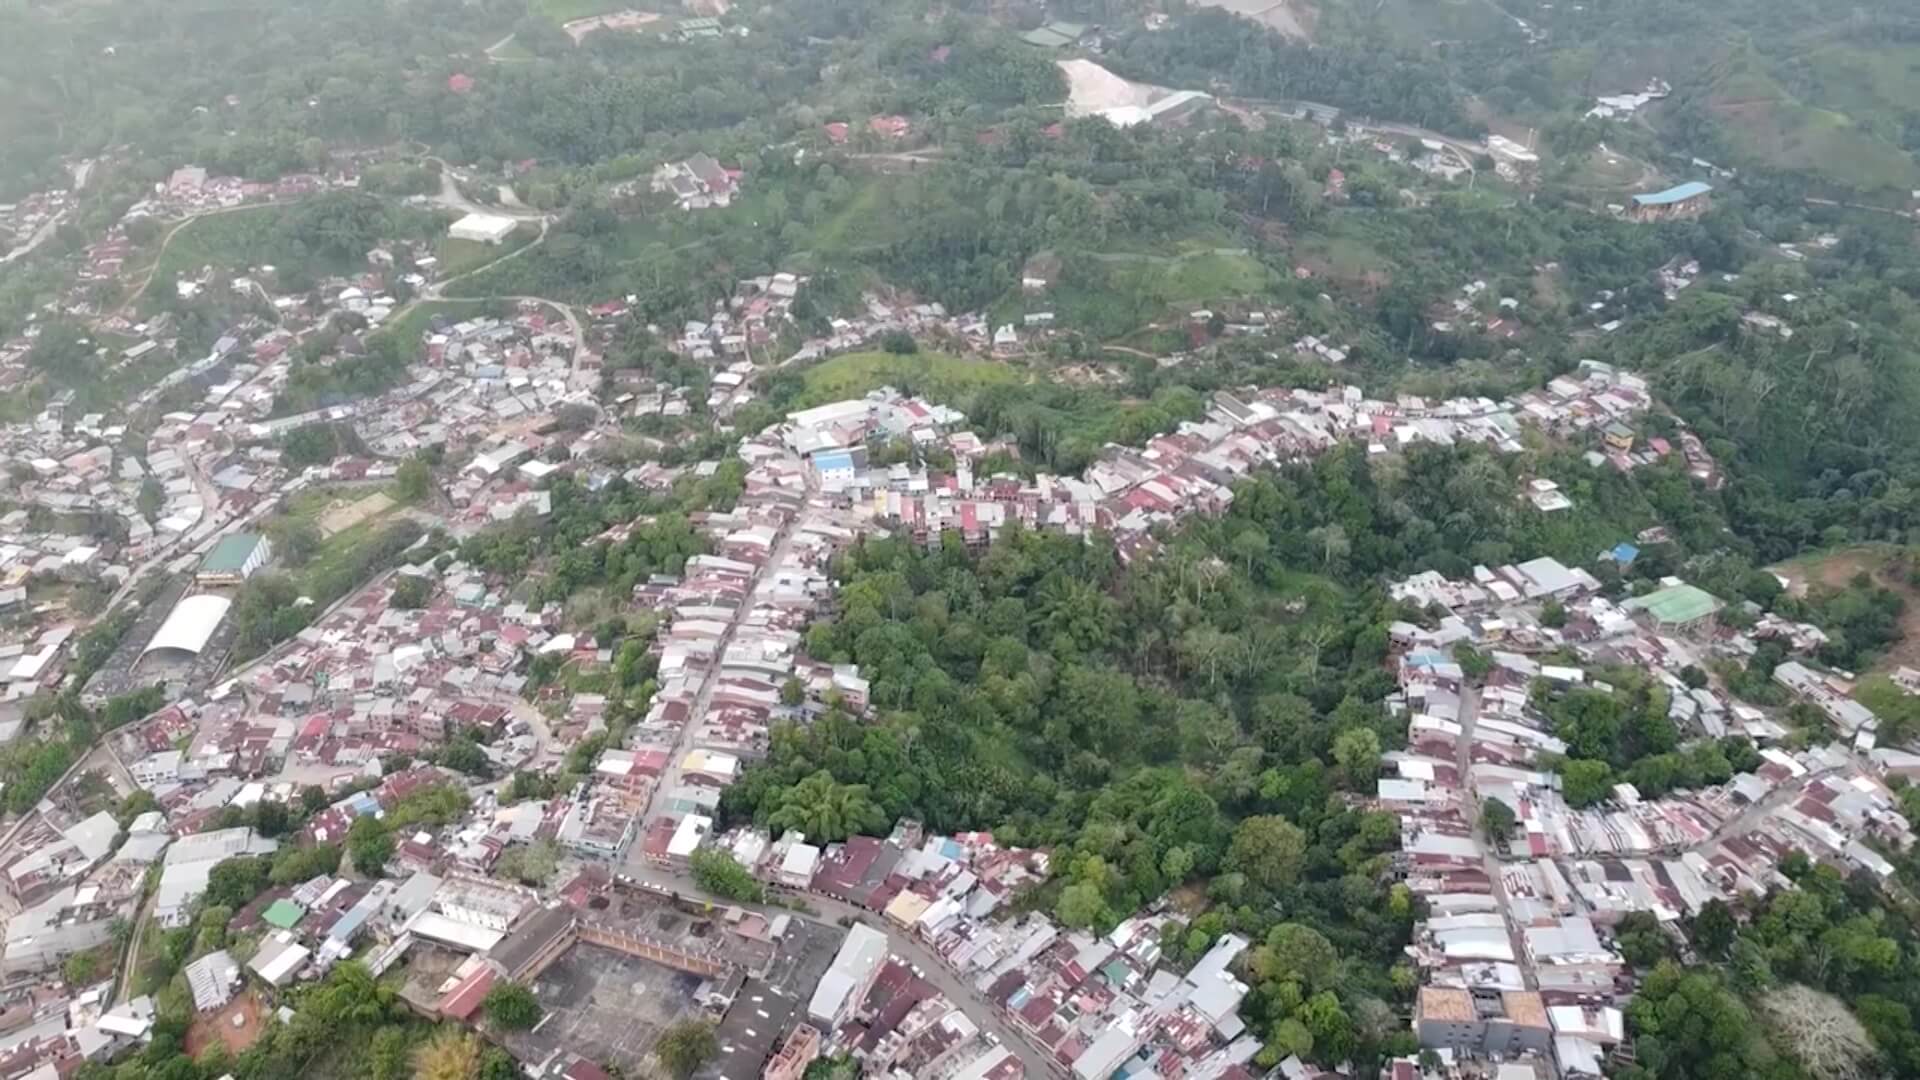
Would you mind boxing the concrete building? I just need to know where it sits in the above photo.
[806,923,887,1029]
[448,212,520,245]
[1415,986,1553,1058]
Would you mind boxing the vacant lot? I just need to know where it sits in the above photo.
[797,349,1021,408]
[1772,544,1920,674]
[498,945,700,1072]
[185,990,266,1057]
[317,491,396,538]
[531,0,638,23]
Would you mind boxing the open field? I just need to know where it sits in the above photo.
[435,229,534,278]
[374,299,495,359]
[796,350,1021,408]
[530,0,642,23]
[1772,544,1920,674]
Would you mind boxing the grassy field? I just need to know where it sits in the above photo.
[529,0,635,23]
[282,486,408,590]
[374,299,496,358]
[435,228,534,279]
[151,205,299,281]
[1697,49,1920,195]
[795,350,1022,408]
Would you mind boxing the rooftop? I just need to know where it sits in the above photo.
[1632,181,1712,206]
[1623,583,1722,625]
[201,532,265,574]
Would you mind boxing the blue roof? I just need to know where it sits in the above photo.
[812,451,854,473]
[1632,181,1712,206]
[328,906,372,944]
[1611,542,1640,564]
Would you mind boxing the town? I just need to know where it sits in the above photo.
[2,3,1920,1080]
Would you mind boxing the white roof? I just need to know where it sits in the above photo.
[141,594,233,658]
[666,814,711,858]
[405,911,505,953]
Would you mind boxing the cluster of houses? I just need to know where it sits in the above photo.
[1380,544,1917,1075]
[765,362,1667,566]
[696,817,1270,1080]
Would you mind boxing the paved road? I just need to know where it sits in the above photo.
[1684,765,1846,855]
[1455,685,1539,992]
[633,491,811,827]
[622,862,1055,1077]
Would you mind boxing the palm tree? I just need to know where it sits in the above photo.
[768,771,883,841]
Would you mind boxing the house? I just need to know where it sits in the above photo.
[1416,986,1552,1057]
[1625,181,1712,223]
[652,154,738,211]
[1602,422,1634,452]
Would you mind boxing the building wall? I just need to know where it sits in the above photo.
[1416,1016,1487,1051]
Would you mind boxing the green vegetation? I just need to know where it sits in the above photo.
[529,0,632,23]
[149,194,443,295]
[689,847,766,903]
[481,982,542,1031]
[794,350,1021,409]
[655,1020,718,1080]
[435,229,534,279]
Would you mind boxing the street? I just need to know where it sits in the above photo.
[1455,684,1540,991]
[631,476,813,829]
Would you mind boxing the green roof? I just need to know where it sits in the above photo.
[201,533,265,574]
[262,899,305,930]
[1624,583,1722,625]
[1021,22,1087,47]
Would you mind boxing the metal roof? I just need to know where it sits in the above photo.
[141,594,233,658]
[1623,583,1721,625]
[200,532,264,574]
[1632,181,1712,206]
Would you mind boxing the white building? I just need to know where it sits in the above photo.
[807,923,888,1029]
[448,213,520,245]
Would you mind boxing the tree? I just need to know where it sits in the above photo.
[390,574,433,610]
[1330,727,1381,786]
[1540,597,1567,628]
[1761,986,1878,1080]
[690,848,765,902]
[1480,796,1517,844]
[348,815,394,877]
[1056,882,1107,929]
[1252,923,1339,991]
[204,856,269,908]
[483,982,543,1031]
[495,840,559,886]
[413,1029,482,1080]
[1227,815,1307,893]
[656,1020,718,1079]
[765,771,885,842]
[1558,758,1614,808]
[1691,898,1737,957]
[137,477,165,523]
[780,677,805,707]
[396,457,433,503]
